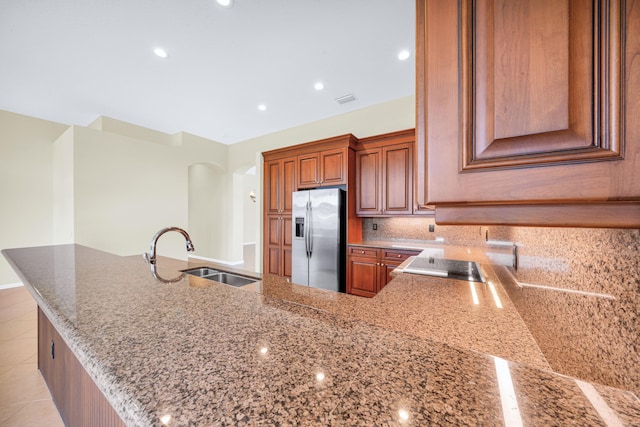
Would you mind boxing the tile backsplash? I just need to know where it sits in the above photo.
[363,217,640,395]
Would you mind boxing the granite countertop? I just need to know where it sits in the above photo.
[3,244,639,426]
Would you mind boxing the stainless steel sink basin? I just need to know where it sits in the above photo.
[182,267,257,287]
[208,272,256,287]
[183,267,220,277]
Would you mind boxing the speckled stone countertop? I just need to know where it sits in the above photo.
[3,244,640,426]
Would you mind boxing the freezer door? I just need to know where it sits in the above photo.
[291,191,310,285]
[308,188,341,291]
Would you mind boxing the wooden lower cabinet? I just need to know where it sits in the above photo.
[38,307,125,427]
[347,246,420,297]
[347,254,380,297]
[264,214,292,277]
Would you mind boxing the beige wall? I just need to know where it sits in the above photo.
[242,171,258,243]
[52,126,75,245]
[1,96,414,284]
[62,124,229,262]
[227,96,415,171]
[70,126,189,259]
[0,110,68,284]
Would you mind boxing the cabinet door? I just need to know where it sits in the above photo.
[265,160,281,215]
[297,153,320,188]
[281,158,296,214]
[282,216,293,278]
[382,143,412,215]
[380,249,420,290]
[266,158,296,214]
[416,0,640,227]
[347,256,379,298]
[263,156,296,276]
[356,149,382,215]
[264,215,282,275]
[320,148,347,186]
[380,261,400,291]
[265,247,281,276]
[38,308,65,409]
[38,308,126,426]
[264,215,292,277]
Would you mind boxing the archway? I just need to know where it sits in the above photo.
[235,164,260,272]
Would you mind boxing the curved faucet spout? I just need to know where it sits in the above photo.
[143,227,195,265]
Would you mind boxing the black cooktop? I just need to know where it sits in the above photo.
[404,257,484,283]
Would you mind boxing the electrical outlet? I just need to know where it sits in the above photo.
[429,224,435,232]
[373,223,378,230]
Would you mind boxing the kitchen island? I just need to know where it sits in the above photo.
[3,244,639,426]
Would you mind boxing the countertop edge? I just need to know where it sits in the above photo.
[2,248,151,427]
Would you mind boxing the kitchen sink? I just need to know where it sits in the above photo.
[182,267,257,287]
[208,272,256,287]
[183,267,220,277]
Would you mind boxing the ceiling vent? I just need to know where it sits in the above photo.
[335,93,356,104]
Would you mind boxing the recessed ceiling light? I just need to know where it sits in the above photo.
[258,104,267,111]
[153,47,168,58]
[398,49,411,60]
[216,0,233,8]
[314,82,324,91]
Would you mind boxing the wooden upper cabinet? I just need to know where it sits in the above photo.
[296,153,320,188]
[416,0,640,227]
[356,129,416,216]
[265,158,295,215]
[465,0,623,170]
[382,143,412,215]
[265,160,281,215]
[356,149,382,215]
[320,148,347,185]
[297,148,348,188]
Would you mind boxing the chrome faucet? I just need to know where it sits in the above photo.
[143,227,195,264]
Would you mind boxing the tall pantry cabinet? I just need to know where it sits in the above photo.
[263,157,296,277]
[262,135,361,278]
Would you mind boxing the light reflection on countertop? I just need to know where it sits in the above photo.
[2,244,639,426]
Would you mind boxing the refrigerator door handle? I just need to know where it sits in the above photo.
[305,201,311,258]
[308,202,313,257]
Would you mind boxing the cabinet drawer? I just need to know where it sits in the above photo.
[381,249,420,261]
[348,246,380,258]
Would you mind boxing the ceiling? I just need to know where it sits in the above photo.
[0,0,415,145]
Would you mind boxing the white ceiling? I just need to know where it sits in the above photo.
[0,0,415,144]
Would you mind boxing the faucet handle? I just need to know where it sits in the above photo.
[143,252,151,263]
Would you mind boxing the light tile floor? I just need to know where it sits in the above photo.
[0,286,63,426]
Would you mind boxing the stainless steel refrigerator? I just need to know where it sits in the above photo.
[291,188,346,292]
